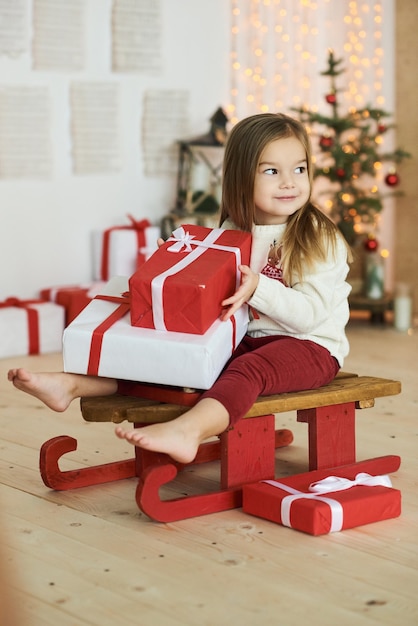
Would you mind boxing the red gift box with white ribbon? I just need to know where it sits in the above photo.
[0,297,65,358]
[40,282,106,326]
[92,215,160,281]
[242,467,401,535]
[63,277,249,390]
[129,225,252,335]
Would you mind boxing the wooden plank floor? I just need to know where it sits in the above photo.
[0,315,417,626]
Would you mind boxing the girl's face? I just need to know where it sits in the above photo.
[253,135,310,225]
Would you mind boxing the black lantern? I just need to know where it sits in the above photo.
[161,108,229,238]
[175,108,228,214]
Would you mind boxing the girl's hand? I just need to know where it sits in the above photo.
[221,265,259,321]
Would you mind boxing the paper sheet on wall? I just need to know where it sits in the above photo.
[0,86,52,178]
[142,90,189,177]
[32,0,84,71]
[0,0,27,56]
[70,82,120,175]
[111,0,162,73]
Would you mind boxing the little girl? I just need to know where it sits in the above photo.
[8,113,351,465]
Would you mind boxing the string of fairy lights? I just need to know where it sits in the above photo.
[229,0,387,122]
[228,0,398,287]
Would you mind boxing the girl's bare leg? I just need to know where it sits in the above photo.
[7,368,117,412]
[115,398,229,464]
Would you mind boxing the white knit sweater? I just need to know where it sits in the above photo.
[223,219,352,367]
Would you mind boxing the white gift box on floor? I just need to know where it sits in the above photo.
[63,277,249,390]
[92,218,160,281]
[0,300,65,358]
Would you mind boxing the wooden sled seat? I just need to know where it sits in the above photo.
[39,371,401,522]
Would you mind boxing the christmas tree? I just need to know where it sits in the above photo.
[292,50,411,245]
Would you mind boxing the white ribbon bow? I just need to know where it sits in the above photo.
[308,472,392,494]
[167,227,196,252]
[263,472,392,533]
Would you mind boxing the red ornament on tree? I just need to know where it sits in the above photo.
[319,135,334,149]
[377,123,387,134]
[325,93,337,105]
[336,167,346,179]
[364,235,379,252]
[385,171,400,187]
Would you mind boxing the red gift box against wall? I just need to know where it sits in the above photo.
[40,283,105,326]
[129,225,252,335]
[242,467,401,535]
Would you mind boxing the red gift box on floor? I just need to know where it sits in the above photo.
[40,282,106,326]
[242,466,401,536]
[129,225,252,334]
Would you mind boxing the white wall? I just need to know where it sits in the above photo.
[0,0,231,300]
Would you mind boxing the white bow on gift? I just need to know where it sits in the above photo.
[263,472,393,533]
[308,472,392,494]
[167,227,197,253]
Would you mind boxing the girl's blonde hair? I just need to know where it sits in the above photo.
[219,112,351,282]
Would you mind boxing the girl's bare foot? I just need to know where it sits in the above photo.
[7,368,118,412]
[114,398,230,464]
[114,422,201,464]
[7,368,76,412]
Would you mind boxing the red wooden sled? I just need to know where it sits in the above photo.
[40,372,401,522]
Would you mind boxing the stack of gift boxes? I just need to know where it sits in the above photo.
[63,224,252,390]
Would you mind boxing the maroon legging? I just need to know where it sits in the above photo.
[200,335,340,426]
[117,334,340,428]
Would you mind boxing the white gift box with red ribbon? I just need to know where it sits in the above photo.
[92,215,160,281]
[0,298,65,358]
[63,277,249,389]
